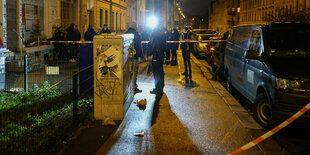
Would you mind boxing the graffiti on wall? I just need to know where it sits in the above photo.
[95,43,122,101]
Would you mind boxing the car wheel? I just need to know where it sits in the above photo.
[253,93,276,129]
[225,71,235,93]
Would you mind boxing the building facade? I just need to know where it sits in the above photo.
[209,0,310,33]
[240,0,310,24]
[209,0,240,34]
[1,0,139,52]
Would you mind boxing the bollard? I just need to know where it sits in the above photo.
[72,71,78,126]
[24,55,28,92]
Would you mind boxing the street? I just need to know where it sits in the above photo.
[82,50,309,155]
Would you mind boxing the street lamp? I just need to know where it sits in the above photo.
[192,18,195,21]
[176,3,179,6]
[178,7,181,11]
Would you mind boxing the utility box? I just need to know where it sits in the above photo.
[93,34,135,120]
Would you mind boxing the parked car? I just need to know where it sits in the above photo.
[224,23,310,128]
[192,29,217,58]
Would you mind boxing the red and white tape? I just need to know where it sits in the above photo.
[31,40,226,46]
[141,40,227,44]
[228,102,310,155]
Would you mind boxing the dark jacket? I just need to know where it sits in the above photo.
[66,25,74,41]
[166,31,173,49]
[49,28,64,41]
[126,28,143,59]
[141,30,149,41]
[72,30,81,41]
[181,31,193,51]
[84,27,96,41]
[100,28,111,34]
[171,30,180,50]
[150,29,166,62]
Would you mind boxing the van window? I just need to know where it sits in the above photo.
[231,28,251,49]
[249,30,262,54]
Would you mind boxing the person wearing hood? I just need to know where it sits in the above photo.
[125,22,143,93]
[100,24,111,34]
[84,25,96,42]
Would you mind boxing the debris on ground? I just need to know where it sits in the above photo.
[134,99,147,111]
[134,99,147,106]
[134,132,145,137]
[102,117,117,126]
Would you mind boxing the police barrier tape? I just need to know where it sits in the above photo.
[228,102,310,155]
[30,40,227,46]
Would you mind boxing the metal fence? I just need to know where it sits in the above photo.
[0,45,94,154]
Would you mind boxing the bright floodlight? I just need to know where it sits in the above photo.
[147,16,158,29]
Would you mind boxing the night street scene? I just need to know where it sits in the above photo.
[1,0,310,154]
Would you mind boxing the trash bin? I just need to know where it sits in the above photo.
[0,48,8,90]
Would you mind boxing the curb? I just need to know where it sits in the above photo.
[190,54,262,130]
[228,102,310,155]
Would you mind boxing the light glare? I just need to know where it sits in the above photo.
[147,16,158,29]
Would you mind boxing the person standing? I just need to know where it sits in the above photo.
[211,31,229,81]
[180,27,194,79]
[49,26,64,58]
[149,26,166,95]
[165,29,173,64]
[67,24,81,62]
[100,24,111,34]
[125,22,143,93]
[84,25,96,42]
[171,28,180,66]
[141,26,150,61]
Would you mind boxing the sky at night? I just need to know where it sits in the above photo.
[180,0,210,16]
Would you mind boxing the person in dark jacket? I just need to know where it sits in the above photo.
[171,28,180,66]
[180,27,195,79]
[84,25,96,42]
[67,24,81,62]
[212,31,229,80]
[165,29,173,64]
[141,26,150,60]
[49,26,64,58]
[149,26,166,95]
[125,22,143,93]
[100,24,111,34]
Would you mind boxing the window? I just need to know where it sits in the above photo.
[231,28,252,49]
[116,12,118,32]
[105,10,108,25]
[120,13,122,30]
[111,12,114,31]
[249,30,262,54]
[100,9,103,27]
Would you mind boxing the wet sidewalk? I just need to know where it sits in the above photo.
[61,51,287,155]
[95,51,287,155]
